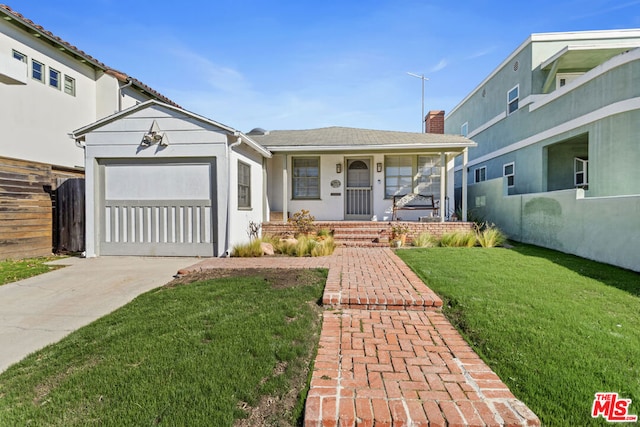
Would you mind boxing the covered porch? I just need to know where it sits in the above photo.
[248,126,476,224]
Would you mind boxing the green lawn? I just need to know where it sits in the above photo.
[0,269,326,426]
[397,244,640,426]
[0,256,63,285]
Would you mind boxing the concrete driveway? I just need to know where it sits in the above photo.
[0,256,199,373]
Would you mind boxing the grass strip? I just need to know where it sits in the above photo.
[0,268,326,426]
[0,257,63,285]
[398,244,640,426]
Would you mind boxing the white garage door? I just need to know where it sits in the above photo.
[100,160,216,256]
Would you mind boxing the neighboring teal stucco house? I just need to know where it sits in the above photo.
[445,29,640,272]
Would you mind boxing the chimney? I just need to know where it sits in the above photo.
[425,110,445,134]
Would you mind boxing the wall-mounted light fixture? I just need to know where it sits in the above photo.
[377,162,383,172]
[336,163,342,173]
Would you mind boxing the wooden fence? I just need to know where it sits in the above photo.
[0,157,84,260]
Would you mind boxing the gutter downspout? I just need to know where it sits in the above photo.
[118,79,133,111]
[224,134,243,256]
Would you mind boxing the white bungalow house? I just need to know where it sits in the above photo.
[74,101,476,257]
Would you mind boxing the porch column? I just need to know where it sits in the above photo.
[440,152,446,222]
[282,154,288,224]
[462,148,468,222]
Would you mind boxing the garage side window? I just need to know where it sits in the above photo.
[238,161,251,209]
[292,157,320,199]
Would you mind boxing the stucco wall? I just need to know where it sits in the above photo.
[1,20,100,169]
[468,178,640,272]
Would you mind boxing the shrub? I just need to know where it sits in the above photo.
[412,232,436,247]
[439,230,477,247]
[475,223,507,247]
[232,239,263,257]
[288,209,316,236]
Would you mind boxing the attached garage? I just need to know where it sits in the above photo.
[99,159,216,256]
[73,100,271,258]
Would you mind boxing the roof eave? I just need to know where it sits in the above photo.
[265,142,476,153]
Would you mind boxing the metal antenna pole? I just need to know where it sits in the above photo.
[407,72,429,132]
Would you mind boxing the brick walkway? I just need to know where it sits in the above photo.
[181,248,540,426]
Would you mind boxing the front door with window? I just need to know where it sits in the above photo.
[345,159,371,219]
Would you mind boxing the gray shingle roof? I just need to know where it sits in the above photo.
[248,126,475,151]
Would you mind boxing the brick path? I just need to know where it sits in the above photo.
[181,248,540,426]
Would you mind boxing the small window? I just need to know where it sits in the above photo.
[574,157,588,187]
[12,50,27,63]
[49,68,61,89]
[507,85,519,115]
[64,75,76,96]
[237,161,251,208]
[461,122,468,137]
[503,162,515,187]
[474,166,486,183]
[292,157,320,199]
[32,60,44,82]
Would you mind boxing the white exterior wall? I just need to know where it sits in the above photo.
[267,152,457,222]
[227,145,266,253]
[1,20,100,168]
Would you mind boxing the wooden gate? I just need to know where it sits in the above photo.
[54,178,85,253]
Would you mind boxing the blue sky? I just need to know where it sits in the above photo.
[10,0,640,132]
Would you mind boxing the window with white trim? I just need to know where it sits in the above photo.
[12,50,26,63]
[385,156,413,198]
[474,166,486,183]
[385,155,441,198]
[292,157,320,199]
[574,157,588,187]
[237,160,251,208]
[507,85,519,115]
[503,162,515,187]
[32,60,44,82]
[49,68,61,90]
[461,122,468,137]
[64,75,76,96]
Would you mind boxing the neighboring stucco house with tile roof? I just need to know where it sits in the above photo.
[0,4,178,259]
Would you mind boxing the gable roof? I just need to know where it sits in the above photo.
[72,100,271,158]
[0,4,179,107]
[248,126,476,152]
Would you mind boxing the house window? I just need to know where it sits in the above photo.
[461,122,468,137]
[64,75,76,96]
[292,157,320,199]
[32,60,44,82]
[12,50,26,63]
[507,85,519,115]
[238,161,251,208]
[385,156,413,198]
[474,166,486,183]
[503,162,515,187]
[574,157,588,187]
[49,68,61,90]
